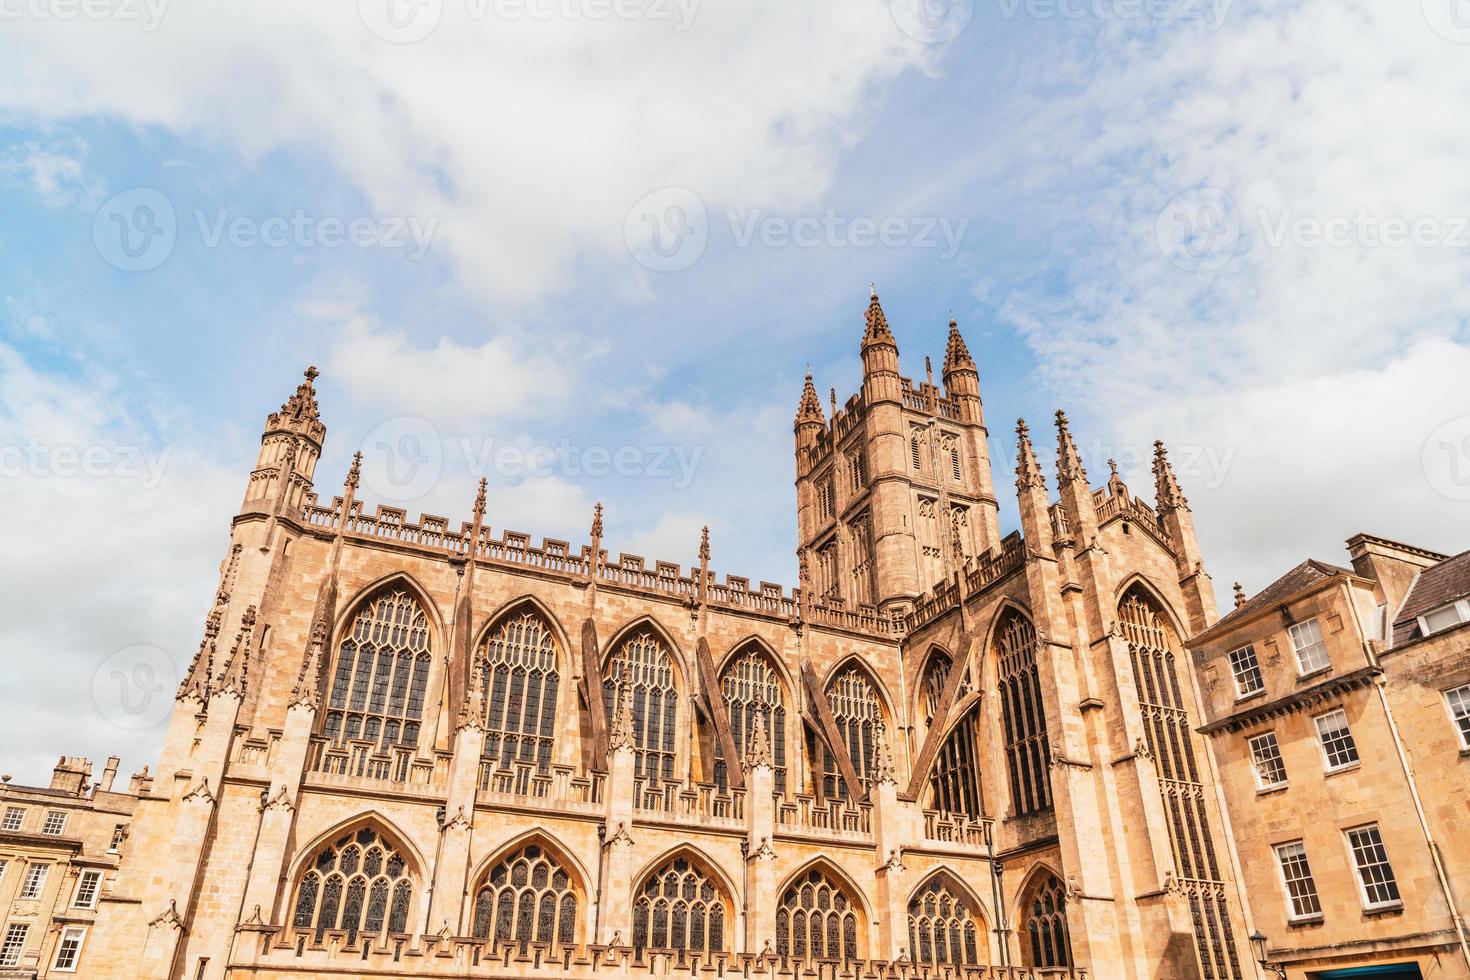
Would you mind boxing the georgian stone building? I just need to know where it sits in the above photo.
[78,292,1259,979]
[1190,535,1470,979]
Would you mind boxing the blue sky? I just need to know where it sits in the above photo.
[2,0,1469,784]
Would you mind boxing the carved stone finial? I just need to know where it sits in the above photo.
[279,367,321,422]
[1055,409,1088,485]
[1233,581,1246,608]
[873,723,898,785]
[862,289,895,350]
[743,710,773,771]
[1152,439,1189,512]
[608,684,636,754]
[943,316,975,374]
[591,502,604,540]
[699,525,710,564]
[796,372,824,425]
[344,451,362,492]
[1015,419,1046,492]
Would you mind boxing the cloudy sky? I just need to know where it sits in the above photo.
[2,0,1468,785]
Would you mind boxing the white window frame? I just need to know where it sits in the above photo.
[1288,618,1330,675]
[1,806,24,832]
[108,825,126,854]
[1445,684,1470,750]
[52,925,86,972]
[74,869,103,909]
[1314,708,1360,772]
[0,860,7,884]
[1345,823,1402,911]
[41,810,66,836]
[20,862,49,899]
[1248,731,1288,790]
[1273,840,1323,921]
[1228,644,1265,697]
[1418,599,1470,637]
[0,923,28,968]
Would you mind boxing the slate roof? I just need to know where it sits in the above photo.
[1211,559,1354,633]
[1392,548,1470,647]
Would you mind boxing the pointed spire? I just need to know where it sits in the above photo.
[795,372,824,425]
[1015,419,1046,492]
[1107,458,1128,500]
[457,654,487,734]
[873,723,898,785]
[743,709,773,772]
[217,606,258,697]
[861,287,896,351]
[943,316,975,375]
[1153,440,1189,512]
[1233,581,1246,609]
[1055,410,1088,485]
[280,366,321,422]
[472,477,488,521]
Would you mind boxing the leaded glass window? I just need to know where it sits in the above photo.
[292,827,413,944]
[632,856,726,954]
[480,610,560,773]
[323,589,432,754]
[820,666,884,801]
[776,868,860,961]
[471,843,578,949]
[714,647,787,794]
[996,610,1051,815]
[920,651,985,818]
[603,630,678,781]
[1022,873,1070,969]
[908,877,981,965]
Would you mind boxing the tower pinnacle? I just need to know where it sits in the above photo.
[861,289,896,351]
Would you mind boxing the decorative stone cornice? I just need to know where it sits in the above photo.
[1198,666,1381,736]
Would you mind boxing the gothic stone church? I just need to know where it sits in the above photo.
[85,293,1249,979]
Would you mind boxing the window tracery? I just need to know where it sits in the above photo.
[470,843,577,949]
[1021,873,1070,969]
[480,610,560,772]
[603,630,678,781]
[820,666,883,800]
[776,868,859,961]
[908,877,982,965]
[323,589,431,756]
[632,856,726,953]
[714,646,787,794]
[995,611,1051,815]
[291,827,413,945]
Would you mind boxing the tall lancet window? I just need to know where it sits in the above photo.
[323,589,432,754]
[995,610,1052,816]
[818,665,884,801]
[603,629,678,781]
[470,843,577,949]
[775,867,860,961]
[920,651,984,817]
[713,646,787,794]
[291,827,413,945]
[908,877,983,966]
[632,855,727,954]
[1021,872,1071,969]
[479,609,560,773]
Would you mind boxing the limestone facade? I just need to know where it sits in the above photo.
[68,293,1271,979]
[1190,534,1470,978]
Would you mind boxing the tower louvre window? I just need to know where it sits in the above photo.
[847,451,867,493]
[479,609,560,774]
[323,589,432,760]
[817,477,834,521]
[776,868,860,961]
[713,646,787,795]
[603,630,678,782]
[291,827,413,945]
[471,843,578,949]
[911,431,924,471]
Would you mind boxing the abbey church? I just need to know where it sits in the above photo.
[7,291,1469,980]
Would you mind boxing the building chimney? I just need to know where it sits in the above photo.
[50,756,92,796]
[98,757,120,794]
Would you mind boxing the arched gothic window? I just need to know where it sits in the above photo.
[292,827,413,945]
[714,646,787,794]
[819,666,884,801]
[603,630,678,781]
[908,877,982,966]
[921,650,956,726]
[471,843,577,949]
[776,867,860,961]
[1022,873,1071,969]
[920,652,985,818]
[1120,587,1243,980]
[479,610,560,772]
[632,855,726,954]
[995,611,1052,815]
[323,589,432,755]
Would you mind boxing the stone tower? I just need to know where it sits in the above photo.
[794,289,1001,619]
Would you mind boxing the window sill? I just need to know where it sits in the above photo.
[1285,914,1324,928]
[1256,783,1289,796]
[1234,689,1266,705]
[1363,902,1404,918]
[1459,747,1470,759]
[1296,665,1332,683]
[1324,762,1361,777]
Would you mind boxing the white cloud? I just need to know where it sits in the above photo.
[0,0,933,303]
[989,0,1470,598]
[0,141,88,206]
